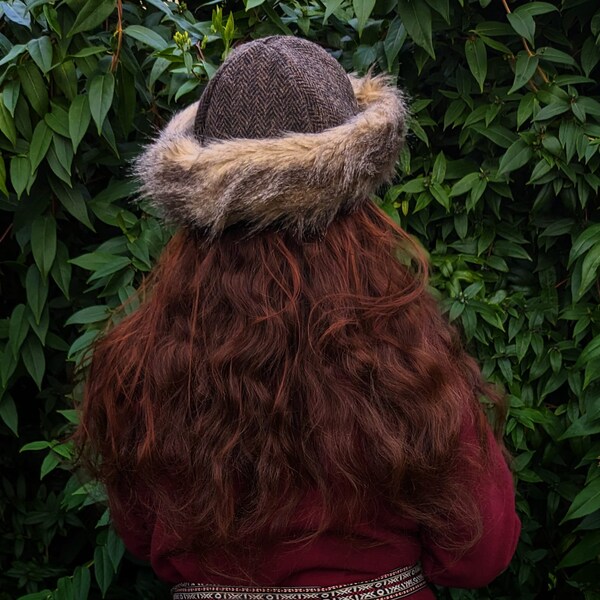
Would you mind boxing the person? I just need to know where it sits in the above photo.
[75,36,521,600]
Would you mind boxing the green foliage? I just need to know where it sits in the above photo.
[0,0,599,598]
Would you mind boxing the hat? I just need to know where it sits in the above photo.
[134,36,408,238]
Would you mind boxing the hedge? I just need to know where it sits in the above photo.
[0,0,599,598]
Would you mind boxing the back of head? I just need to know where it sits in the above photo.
[134,35,408,237]
[78,36,505,566]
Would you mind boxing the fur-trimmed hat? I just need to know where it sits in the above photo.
[134,36,408,238]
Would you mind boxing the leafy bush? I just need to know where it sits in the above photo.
[0,0,599,598]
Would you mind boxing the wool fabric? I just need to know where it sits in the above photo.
[194,36,360,142]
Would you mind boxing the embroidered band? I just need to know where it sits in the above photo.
[172,564,427,600]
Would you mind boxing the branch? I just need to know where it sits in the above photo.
[111,0,123,72]
[0,223,13,245]
[501,0,550,85]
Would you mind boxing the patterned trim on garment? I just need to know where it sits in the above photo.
[171,564,427,600]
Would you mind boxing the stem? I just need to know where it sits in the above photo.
[111,0,123,73]
[0,223,13,245]
[500,0,550,85]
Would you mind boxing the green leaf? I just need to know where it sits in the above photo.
[69,46,108,58]
[0,93,17,146]
[40,452,60,479]
[52,134,74,175]
[30,215,57,279]
[53,60,78,100]
[100,117,119,157]
[92,178,137,204]
[384,17,407,71]
[558,532,600,568]
[399,177,426,194]
[73,567,91,599]
[51,241,72,299]
[45,105,70,137]
[65,305,110,326]
[21,335,45,390]
[578,96,600,117]
[25,265,49,325]
[465,37,487,92]
[43,5,61,36]
[352,45,377,72]
[0,394,18,436]
[509,52,539,94]
[20,440,51,452]
[68,0,116,36]
[10,155,30,199]
[29,120,53,173]
[88,73,115,135]
[534,101,570,121]
[514,2,557,17]
[430,182,450,210]
[124,25,168,50]
[498,139,533,176]
[507,12,535,46]
[471,124,516,148]
[466,178,487,211]
[581,37,600,77]
[425,0,449,23]
[450,172,480,196]
[46,151,71,187]
[528,159,553,183]
[431,152,446,183]
[18,62,48,117]
[106,527,126,571]
[70,251,124,271]
[245,0,265,8]
[560,415,600,440]
[8,304,29,358]
[397,0,435,59]
[578,244,600,299]
[68,95,91,152]
[0,43,27,68]
[323,0,343,22]
[537,46,577,67]
[15,100,33,141]
[3,79,21,117]
[0,155,7,197]
[50,180,95,230]
[94,544,115,597]
[443,99,465,129]
[2,1,31,28]
[517,93,536,128]
[353,0,376,37]
[58,409,79,424]
[174,78,200,102]
[562,477,600,522]
[27,305,49,345]
[87,255,131,281]
[27,36,53,74]
[577,335,600,368]
[67,329,99,361]
[569,224,600,267]
[149,57,170,89]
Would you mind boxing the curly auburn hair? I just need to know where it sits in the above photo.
[74,202,505,559]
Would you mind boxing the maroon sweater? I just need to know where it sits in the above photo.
[111,416,520,598]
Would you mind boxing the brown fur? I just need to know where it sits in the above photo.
[133,74,408,237]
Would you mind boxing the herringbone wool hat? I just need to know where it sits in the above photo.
[135,36,408,238]
[194,36,360,142]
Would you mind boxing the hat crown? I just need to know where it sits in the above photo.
[194,36,359,142]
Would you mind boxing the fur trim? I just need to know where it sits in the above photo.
[133,74,408,237]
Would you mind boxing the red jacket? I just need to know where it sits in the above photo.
[111,416,520,598]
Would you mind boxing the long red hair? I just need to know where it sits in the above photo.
[75,202,505,558]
